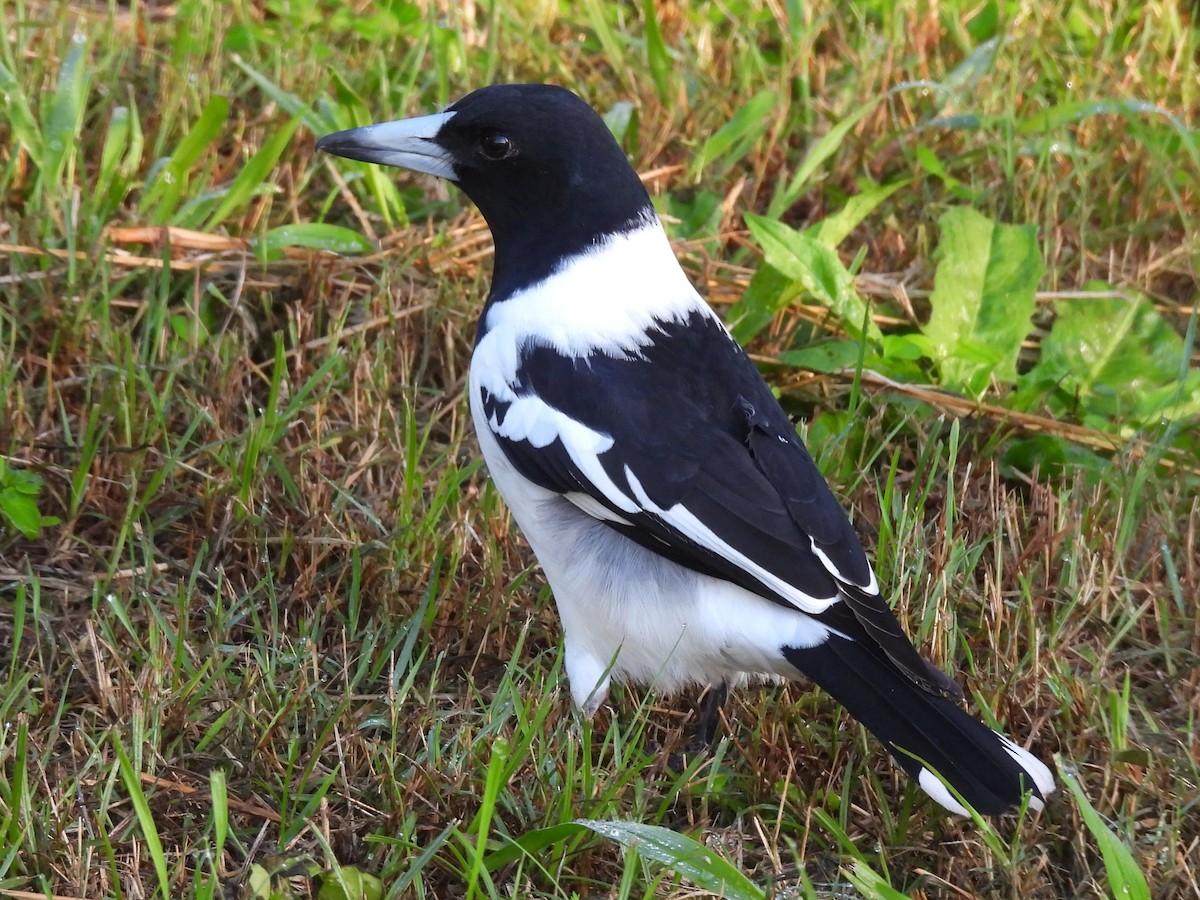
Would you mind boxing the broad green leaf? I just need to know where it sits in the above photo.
[1028,288,1200,423]
[1001,435,1110,481]
[316,867,383,900]
[577,820,765,900]
[915,146,975,199]
[246,864,272,898]
[966,2,1000,44]
[880,333,929,361]
[603,100,636,144]
[255,223,375,259]
[778,340,864,374]
[745,213,882,344]
[0,488,42,539]
[692,91,777,177]
[0,463,44,495]
[924,207,1041,396]
[666,189,721,242]
[1057,757,1150,900]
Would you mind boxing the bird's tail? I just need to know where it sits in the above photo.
[782,636,1054,815]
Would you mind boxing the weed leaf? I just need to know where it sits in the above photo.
[844,859,915,900]
[43,35,91,187]
[745,213,882,344]
[924,207,1041,396]
[1026,288,1200,424]
[576,820,765,900]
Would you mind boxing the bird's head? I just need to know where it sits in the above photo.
[317,84,654,295]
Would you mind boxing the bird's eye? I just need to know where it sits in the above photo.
[478,133,515,160]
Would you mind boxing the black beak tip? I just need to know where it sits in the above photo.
[314,132,339,154]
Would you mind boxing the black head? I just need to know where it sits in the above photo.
[317,84,654,298]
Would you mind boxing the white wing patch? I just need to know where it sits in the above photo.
[489,394,606,451]
[810,539,880,594]
[565,492,635,527]
[620,467,840,616]
[482,386,640,517]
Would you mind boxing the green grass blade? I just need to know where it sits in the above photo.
[42,33,91,187]
[112,735,171,898]
[767,95,883,218]
[484,822,588,871]
[254,223,375,260]
[202,111,305,229]
[1057,756,1150,900]
[642,0,672,105]
[465,737,510,899]
[231,56,323,128]
[844,859,914,900]
[580,0,628,88]
[141,94,229,222]
[210,768,228,870]
[0,59,43,164]
[691,91,777,178]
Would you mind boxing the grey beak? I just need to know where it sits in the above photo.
[316,110,458,179]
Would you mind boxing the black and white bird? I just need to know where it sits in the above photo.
[317,84,1054,816]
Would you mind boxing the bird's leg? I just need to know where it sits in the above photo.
[694,681,729,749]
[666,681,729,773]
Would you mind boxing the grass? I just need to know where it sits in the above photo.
[1,0,1197,897]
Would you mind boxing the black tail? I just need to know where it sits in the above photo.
[782,636,1054,815]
